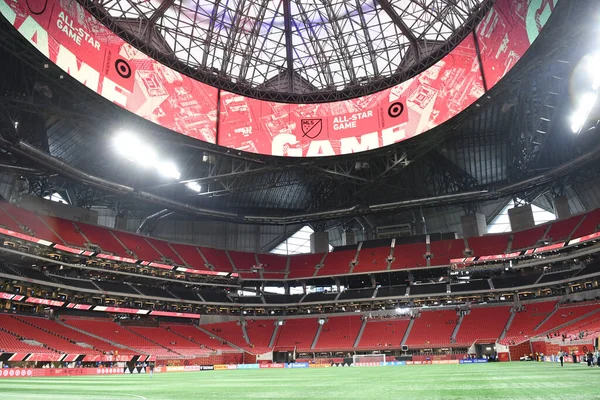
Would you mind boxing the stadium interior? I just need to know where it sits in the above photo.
[0,0,599,397]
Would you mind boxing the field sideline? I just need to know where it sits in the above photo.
[0,363,595,400]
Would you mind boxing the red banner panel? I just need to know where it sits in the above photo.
[0,0,557,158]
[0,0,217,143]
[148,262,175,270]
[0,292,14,300]
[476,0,558,89]
[0,227,52,246]
[217,34,482,156]
[149,310,199,319]
[66,303,93,310]
[534,242,565,253]
[93,306,149,315]
[259,363,285,369]
[569,232,600,245]
[0,369,33,378]
[26,297,65,307]
[96,253,138,264]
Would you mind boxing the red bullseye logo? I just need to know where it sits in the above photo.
[387,102,404,118]
[115,59,132,79]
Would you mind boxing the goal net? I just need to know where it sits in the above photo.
[352,354,386,366]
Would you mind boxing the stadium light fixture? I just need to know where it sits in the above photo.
[114,132,181,179]
[157,161,181,180]
[185,181,202,193]
[113,131,140,157]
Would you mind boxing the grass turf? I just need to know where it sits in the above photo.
[0,362,594,400]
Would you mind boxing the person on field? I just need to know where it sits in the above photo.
[559,351,564,367]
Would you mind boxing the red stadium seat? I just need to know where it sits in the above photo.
[454,306,511,346]
[404,310,457,348]
[356,319,410,349]
[314,316,363,351]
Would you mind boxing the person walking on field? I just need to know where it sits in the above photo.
[559,351,564,367]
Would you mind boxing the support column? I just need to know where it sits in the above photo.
[554,195,570,219]
[342,230,356,246]
[310,231,329,254]
[508,204,535,232]
[461,213,487,238]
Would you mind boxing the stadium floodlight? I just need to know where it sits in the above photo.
[587,53,600,90]
[395,307,409,314]
[113,131,140,157]
[571,92,598,134]
[185,181,202,193]
[113,132,158,167]
[157,161,181,180]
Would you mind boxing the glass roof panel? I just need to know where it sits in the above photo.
[86,0,487,97]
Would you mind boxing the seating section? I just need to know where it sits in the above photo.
[145,238,185,265]
[536,303,600,333]
[571,209,600,238]
[315,316,363,350]
[164,324,234,352]
[501,301,557,344]
[63,318,175,357]
[274,318,319,351]
[21,316,132,354]
[353,245,392,273]
[111,231,163,262]
[287,253,323,279]
[245,320,276,354]
[76,223,128,256]
[511,226,546,250]
[357,319,410,349]
[170,244,210,271]
[41,216,88,247]
[429,239,465,266]
[0,203,64,244]
[198,247,234,272]
[2,301,600,357]
[454,307,511,346]
[0,315,94,353]
[405,310,457,348]
[466,235,508,256]
[553,312,600,342]
[228,251,258,271]
[316,250,356,276]
[0,200,599,280]
[0,329,57,354]
[390,243,426,270]
[545,215,583,243]
[0,206,22,232]
[128,326,206,356]
[202,322,248,350]
[256,254,288,280]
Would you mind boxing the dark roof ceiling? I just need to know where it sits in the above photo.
[0,0,599,231]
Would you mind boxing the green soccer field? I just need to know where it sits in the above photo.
[0,363,594,400]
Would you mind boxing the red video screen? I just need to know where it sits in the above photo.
[0,0,557,157]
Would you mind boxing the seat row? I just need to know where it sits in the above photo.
[3,301,600,356]
[1,201,598,279]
